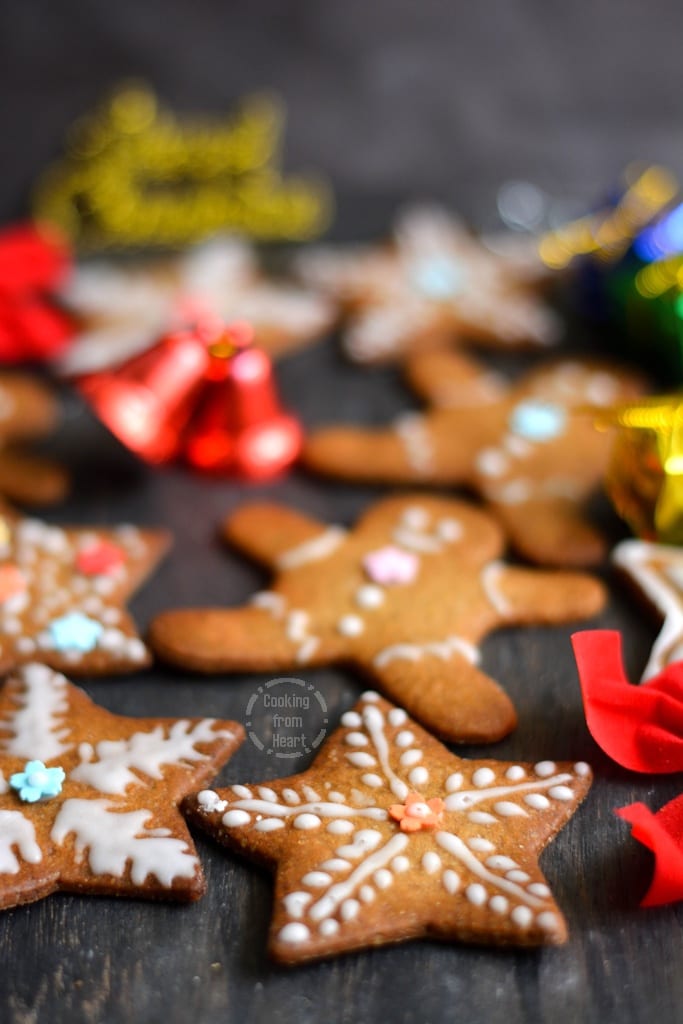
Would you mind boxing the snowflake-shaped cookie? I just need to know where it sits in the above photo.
[0,372,68,507]
[295,205,560,364]
[150,494,606,742]
[612,539,683,679]
[58,236,335,376]
[0,508,169,675]
[0,663,243,908]
[304,350,645,567]
[187,691,591,962]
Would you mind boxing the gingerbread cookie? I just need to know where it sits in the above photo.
[0,372,68,506]
[0,507,170,675]
[150,495,606,742]
[294,205,560,364]
[186,691,592,962]
[612,539,683,679]
[59,236,336,376]
[304,351,646,567]
[0,663,243,908]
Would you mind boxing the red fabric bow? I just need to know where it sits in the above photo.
[0,224,74,362]
[616,797,683,907]
[571,630,683,773]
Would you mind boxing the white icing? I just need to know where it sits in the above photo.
[1,664,70,761]
[51,799,197,886]
[505,766,525,781]
[422,852,441,874]
[493,801,527,818]
[307,834,408,923]
[395,414,435,475]
[442,869,460,894]
[481,562,512,617]
[277,527,346,570]
[356,585,384,609]
[345,752,376,767]
[0,811,42,873]
[436,831,546,909]
[534,761,557,777]
[337,615,364,637]
[373,635,479,669]
[341,711,362,728]
[472,768,495,788]
[255,818,285,832]
[409,767,429,786]
[445,771,574,811]
[283,892,312,918]
[294,813,322,830]
[223,810,251,827]
[387,708,407,726]
[345,732,369,747]
[400,749,422,767]
[278,923,311,944]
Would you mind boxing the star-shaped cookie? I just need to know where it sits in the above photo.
[186,691,592,962]
[0,372,68,507]
[294,205,560,364]
[612,539,683,679]
[0,663,243,908]
[58,236,336,376]
[0,507,170,675]
[149,495,606,742]
[304,351,645,567]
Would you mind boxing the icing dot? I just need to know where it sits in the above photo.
[400,749,422,767]
[319,919,339,937]
[197,790,227,813]
[283,892,312,918]
[489,895,508,914]
[468,811,497,825]
[361,773,383,788]
[505,766,525,781]
[493,801,527,818]
[341,711,362,728]
[409,766,429,786]
[537,911,560,932]
[507,870,530,884]
[395,730,415,748]
[231,785,252,799]
[534,761,557,777]
[222,810,250,827]
[257,786,278,802]
[337,615,365,637]
[345,732,369,747]
[524,794,550,810]
[355,829,382,849]
[486,855,517,871]
[320,858,351,872]
[255,818,285,832]
[283,788,300,804]
[373,869,392,890]
[327,820,354,835]
[294,813,322,830]
[402,506,429,530]
[328,791,346,803]
[356,585,385,609]
[472,767,495,788]
[361,691,380,702]
[511,906,533,928]
[278,923,311,944]
[477,448,508,478]
[548,785,574,802]
[437,518,462,542]
[346,752,376,768]
[528,883,551,898]
[466,883,487,906]
[442,869,460,894]
[388,708,408,726]
[302,872,332,887]
[341,899,360,921]
[468,837,495,852]
[446,773,463,792]
[573,761,590,776]
[391,856,410,873]
[359,885,375,903]
[422,852,441,874]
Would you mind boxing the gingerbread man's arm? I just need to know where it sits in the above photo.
[364,651,517,744]
[404,350,508,409]
[492,564,606,625]
[0,449,69,506]
[223,503,337,571]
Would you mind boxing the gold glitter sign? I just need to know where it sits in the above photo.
[32,83,332,250]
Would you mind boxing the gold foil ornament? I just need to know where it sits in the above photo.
[597,395,683,544]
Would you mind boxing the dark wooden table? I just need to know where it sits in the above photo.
[1,240,680,1024]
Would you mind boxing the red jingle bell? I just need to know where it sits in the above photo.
[184,322,302,479]
[78,327,209,463]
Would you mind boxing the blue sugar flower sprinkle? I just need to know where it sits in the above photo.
[411,257,465,300]
[509,400,567,443]
[10,760,65,803]
[48,611,103,652]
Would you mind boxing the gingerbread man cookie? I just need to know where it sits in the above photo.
[304,351,646,567]
[612,539,683,679]
[0,507,170,675]
[59,236,336,376]
[0,372,68,506]
[294,205,560,364]
[150,495,606,742]
[186,691,592,962]
[0,663,243,908]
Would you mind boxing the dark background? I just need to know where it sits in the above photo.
[1,4,683,1024]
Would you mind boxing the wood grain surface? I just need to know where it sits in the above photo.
[0,317,679,1024]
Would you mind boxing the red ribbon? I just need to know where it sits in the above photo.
[571,630,683,773]
[0,224,74,362]
[616,797,683,907]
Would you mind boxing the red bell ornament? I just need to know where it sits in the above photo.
[78,327,209,463]
[184,326,302,478]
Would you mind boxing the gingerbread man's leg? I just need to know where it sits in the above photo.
[364,650,517,743]
[0,449,69,505]
[492,497,607,568]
